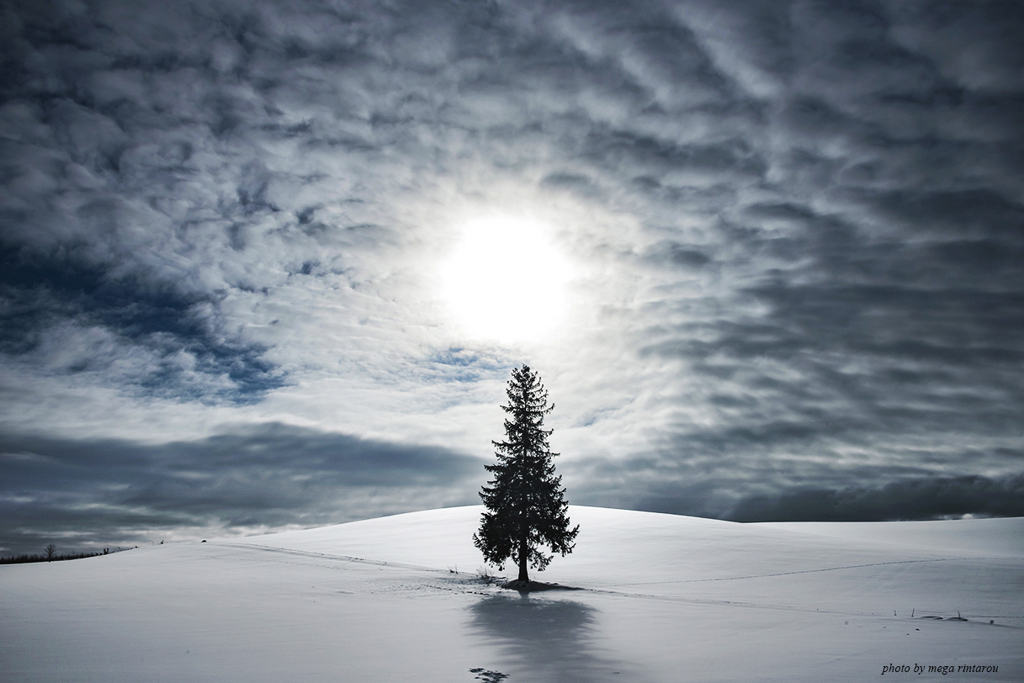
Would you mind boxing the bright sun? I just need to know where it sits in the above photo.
[440,215,573,343]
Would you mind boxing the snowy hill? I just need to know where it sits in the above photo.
[2,506,1021,682]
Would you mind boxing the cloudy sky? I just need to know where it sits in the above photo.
[2,0,1022,555]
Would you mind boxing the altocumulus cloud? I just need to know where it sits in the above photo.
[1,0,1023,554]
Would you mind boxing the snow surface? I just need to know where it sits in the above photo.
[2,506,1022,682]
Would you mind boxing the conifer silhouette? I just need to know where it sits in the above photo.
[473,365,579,583]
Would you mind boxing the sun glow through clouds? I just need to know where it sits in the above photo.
[440,215,573,343]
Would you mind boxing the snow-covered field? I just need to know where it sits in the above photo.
[2,506,1022,682]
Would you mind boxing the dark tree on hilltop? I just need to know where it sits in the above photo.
[474,365,579,583]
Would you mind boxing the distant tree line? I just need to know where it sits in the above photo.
[0,545,114,565]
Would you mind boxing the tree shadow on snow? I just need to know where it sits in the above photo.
[467,594,633,683]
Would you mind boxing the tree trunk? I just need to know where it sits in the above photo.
[518,536,529,582]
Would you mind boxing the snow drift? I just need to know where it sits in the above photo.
[2,506,1021,682]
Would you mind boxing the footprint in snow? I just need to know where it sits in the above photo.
[470,667,509,682]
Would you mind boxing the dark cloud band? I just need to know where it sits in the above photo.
[0,424,481,555]
[728,474,1024,522]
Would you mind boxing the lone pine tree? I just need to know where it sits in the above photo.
[473,365,579,584]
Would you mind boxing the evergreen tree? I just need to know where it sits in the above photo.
[473,365,579,583]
